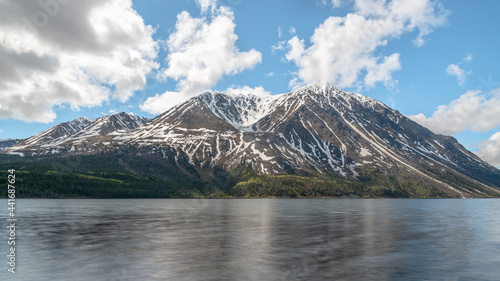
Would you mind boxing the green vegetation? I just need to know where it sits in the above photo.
[232,175,356,198]
[232,168,453,198]
[0,146,491,198]
[0,145,231,198]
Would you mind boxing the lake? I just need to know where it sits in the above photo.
[1,199,499,280]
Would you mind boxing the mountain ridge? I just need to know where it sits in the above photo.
[0,139,24,152]
[3,83,500,198]
[8,112,149,153]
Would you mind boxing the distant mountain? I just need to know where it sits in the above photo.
[8,112,149,153]
[4,83,500,198]
[0,139,23,152]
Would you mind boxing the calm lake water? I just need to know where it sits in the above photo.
[1,199,499,280]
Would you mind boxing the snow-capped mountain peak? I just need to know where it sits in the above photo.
[196,91,274,130]
[4,83,500,198]
[7,112,149,152]
[9,116,96,150]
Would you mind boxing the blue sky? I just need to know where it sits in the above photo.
[1,0,499,166]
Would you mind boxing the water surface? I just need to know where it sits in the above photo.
[1,199,499,280]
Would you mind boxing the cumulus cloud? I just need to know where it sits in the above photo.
[141,6,262,114]
[289,26,296,35]
[475,132,500,167]
[161,7,261,94]
[285,37,305,62]
[0,0,159,123]
[446,64,467,86]
[285,0,448,90]
[364,53,401,88]
[408,88,500,135]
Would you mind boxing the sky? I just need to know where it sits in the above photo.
[0,0,499,166]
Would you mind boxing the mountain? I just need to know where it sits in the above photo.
[0,139,23,151]
[3,83,500,198]
[8,112,149,154]
[8,117,95,152]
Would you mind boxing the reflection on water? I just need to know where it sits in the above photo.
[1,199,499,280]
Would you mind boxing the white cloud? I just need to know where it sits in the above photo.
[446,54,473,86]
[332,0,343,8]
[0,129,3,134]
[266,72,275,77]
[226,86,271,99]
[317,0,343,8]
[475,132,500,167]
[463,53,473,62]
[143,6,261,114]
[277,26,282,38]
[196,0,218,14]
[272,41,286,53]
[364,53,401,88]
[408,88,500,135]
[289,26,296,35]
[109,109,118,115]
[161,8,261,94]
[285,37,305,62]
[446,64,467,86]
[0,0,159,123]
[285,0,448,90]
[140,91,192,115]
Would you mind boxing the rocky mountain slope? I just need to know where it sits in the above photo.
[8,112,149,154]
[4,83,500,198]
[0,139,23,151]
